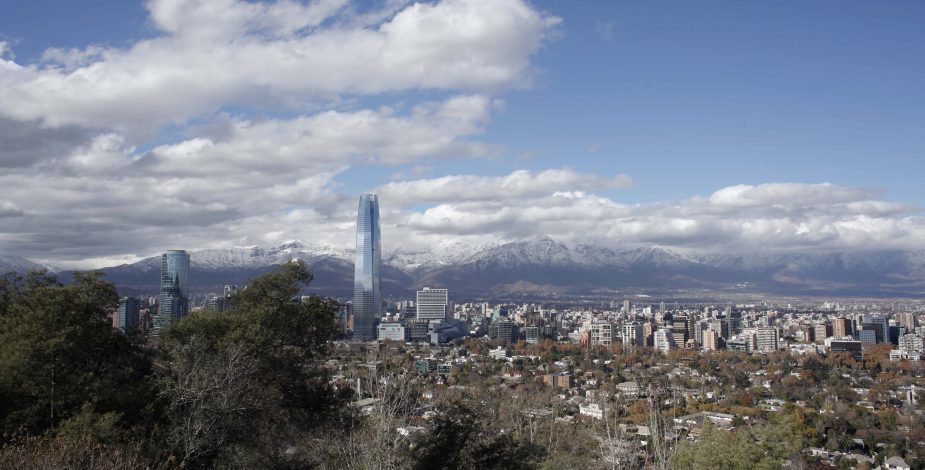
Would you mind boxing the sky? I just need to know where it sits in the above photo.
[0,0,924,269]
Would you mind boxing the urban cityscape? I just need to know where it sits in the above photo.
[1,0,925,469]
[90,192,925,469]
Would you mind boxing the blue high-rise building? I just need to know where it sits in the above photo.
[117,296,140,333]
[862,314,889,344]
[155,249,190,333]
[353,194,381,341]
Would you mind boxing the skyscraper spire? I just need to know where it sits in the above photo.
[353,194,381,341]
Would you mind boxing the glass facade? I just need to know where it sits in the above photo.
[155,249,190,333]
[118,296,140,332]
[353,194,381,340]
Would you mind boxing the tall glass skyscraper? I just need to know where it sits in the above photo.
[353,194,381,341]
[155,249,190,333]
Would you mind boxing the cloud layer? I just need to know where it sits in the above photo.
[0,0,922,269]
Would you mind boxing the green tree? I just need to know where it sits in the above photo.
[0,271,155,438]
[158,260,352,468]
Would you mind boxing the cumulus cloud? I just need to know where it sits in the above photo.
[1,0,921,268]
[386,179,925,254]
[0,0,557,267]
[0,93,497,265]
[376,168,633,206]
[0,0,560,135]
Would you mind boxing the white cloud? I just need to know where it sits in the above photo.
[0,93,497,265]
[1,0,922,269]
[383,178,925,253]
[0,0,559,135]
[376,168,634,206]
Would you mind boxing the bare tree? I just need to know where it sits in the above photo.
[160,339,273,466]
[316,369,420,470]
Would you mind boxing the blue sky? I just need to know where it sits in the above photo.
[1,0,924,267]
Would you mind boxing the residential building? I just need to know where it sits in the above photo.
[585,321,613,347]
[899,333,924,353]
[671,315,689,347]
[755,327,779,352]
[579,402,606,420]
[814,323,832,343]
[703,329,720,351]
[622,322,644,348]
[833,317,854,339]
[896,312,918,332]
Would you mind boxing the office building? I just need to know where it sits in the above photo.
[156,249,190,333]
[353,194,381,341]
[378,322,409,342]
[117,297,140,333]
[826,338,863,361]
[858,329,877,344]
[490,319,515,343]
[524,326,540,344]
[416,287,448,321]
[862,314,889,344]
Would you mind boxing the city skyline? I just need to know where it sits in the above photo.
[3,3,925,467]
[1,0,924,270]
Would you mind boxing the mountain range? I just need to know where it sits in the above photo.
[7,237,925,298]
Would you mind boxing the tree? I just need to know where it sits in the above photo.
[411,403,545,470]
[158,260,352,468]
[0,271,155,438]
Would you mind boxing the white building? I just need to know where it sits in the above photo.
[489,346,511,360]
[416,287,448,321]
[654,328,674,353]
[584,321,613,347]
[377,322,408,342]
[899,333,924,353]
[622,322,644,348]
[579,402,607,420]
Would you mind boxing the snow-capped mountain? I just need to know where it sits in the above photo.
[28,237,925,298]
[0,255,52,274]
